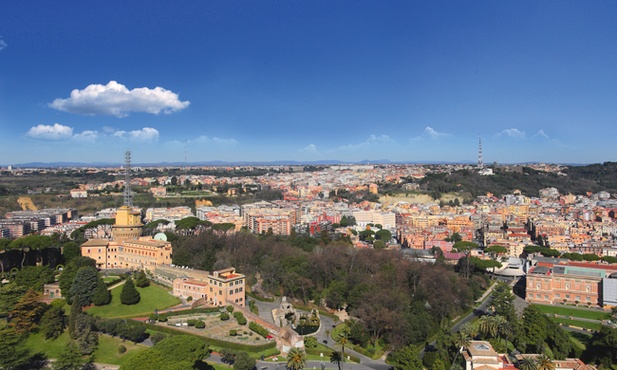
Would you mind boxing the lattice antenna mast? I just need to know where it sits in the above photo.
[478,135,484,168]
[123,151,133,207]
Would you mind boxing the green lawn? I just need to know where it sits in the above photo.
[93,334,149,365]
[554,318,603,331]
[86,284,181,318]
[24,331,147,366]
[534,304,610,321]
[103,276,120,283]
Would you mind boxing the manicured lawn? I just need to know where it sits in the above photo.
[554,318,603,331]
[86,284,181,318]
[93,334,149,365]
[103,276,120,283]
[24,331,71,359]
[24,331,147,366]
[534,304,610,321]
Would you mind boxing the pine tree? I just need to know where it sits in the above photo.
[70,266,99,307]
[134,270,150,288]
[68,301,82,339]
[120,277,141,305]
[92,278,111,306]
[53,342,87,370]
[41,304,66,339]
[9,288,47,334]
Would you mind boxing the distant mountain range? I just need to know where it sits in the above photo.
[2,159,481,168]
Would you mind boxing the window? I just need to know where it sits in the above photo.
[586,297,591,302]
[555,294,561,298]
[575,296,580,301]
[544,295,549,300]
[566,294,570,299]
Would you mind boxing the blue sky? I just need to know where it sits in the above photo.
[1,1,616,165]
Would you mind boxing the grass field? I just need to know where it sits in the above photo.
[24,332,147,365]
[86,284,181,318]
[554,318,603,331]
[534,304,610,321]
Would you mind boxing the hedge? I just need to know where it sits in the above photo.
[137,321,277,353]
[249,322,269,338]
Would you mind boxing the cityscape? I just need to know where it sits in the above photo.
[2,2,617,370]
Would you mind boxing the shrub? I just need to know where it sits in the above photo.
[118,345,127,354]
[187,296,193,302]
[220,312,230,321]
[120,278,140,305]
[195,320,205,329]
[234,312,247,325]
[230,329,237,336]
[249,321,269,338]
[187,319,197,327]
[150,332,166,345]
[226,305,234,313]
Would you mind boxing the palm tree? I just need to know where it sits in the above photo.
[494,315,510,348]
[478,316,498,339]
[336,326,350,369]
[286,348,307,370]
[518,356,538,370]
[330,351,344,370]
[537,354,555,370]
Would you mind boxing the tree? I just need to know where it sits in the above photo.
[373,240,386,250]
[70,266,99,307]
[336,326,351,367]
[537,354,555,370]
[286,348,307,370]
[233,352,256,370]
[9,288,47,334]
[393,344,423,370]
[41,304,66,340]
[73,312,98,355]
[63,242,81,263]
[92,278,112,306]
[134,270,150,288]
[120,277,141,305]
[14,265,55,292]
[330,351,344,370]
[454,241,479,279]
[375,229,392,241]
[53,342,88,370]
[152,335,209,363]
[0,283,27,317]
[0,327,33,369]
[518,357,538,370]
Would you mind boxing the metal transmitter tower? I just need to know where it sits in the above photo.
[123,151,133,207]
[477,135,484,169]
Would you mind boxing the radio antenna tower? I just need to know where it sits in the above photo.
[123,150,133,207]
[477,135,484,169]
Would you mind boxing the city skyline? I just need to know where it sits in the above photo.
[1,1,616,165]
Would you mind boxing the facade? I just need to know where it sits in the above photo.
[603,272,617,309]
[80,205,172,270]
[172,267,246,307]
[526,265,604,307]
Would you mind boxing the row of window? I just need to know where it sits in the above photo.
[533,293,592,302]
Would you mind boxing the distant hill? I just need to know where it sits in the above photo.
[416,162,617,198]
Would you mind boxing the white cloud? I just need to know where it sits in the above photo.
[192,136,238,146]
[534,130,549,139]
[113,127,159,142]
[72,130,99,142]
[302,144,318,152]
[49,80,190,117]
[0,38,7,51]
[495,128,526,138]
[413,126,451,141]
[338,134,395,151]
[26,123,73,140]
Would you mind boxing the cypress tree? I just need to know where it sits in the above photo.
[120,277,140,305]
[92,278,112,306]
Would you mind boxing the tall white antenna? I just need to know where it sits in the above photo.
[123,151,133,207]
[477,135,484,169]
